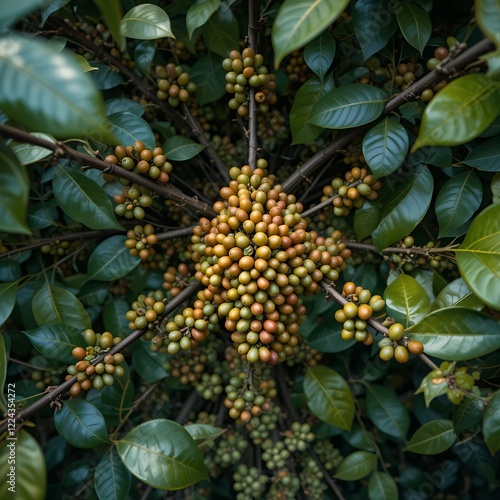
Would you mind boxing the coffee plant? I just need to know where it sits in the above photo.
[1,0,500,499]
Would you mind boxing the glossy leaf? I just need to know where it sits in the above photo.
[307,319,356,353]
[384,274,431,327]
[32,283,91,329]
[0,0,47,31]
[463,136,500,171]
[304,365,354,430]
[415,371,449,407]
[310,84,387,129]
[0,140,30,235]
[272,0,349,68]
[163,136,205,161]
[11,132,55,166]
[105,98,146,117]
[26,202,58,229]
[414,74,500,149]
[0,34,109,139]
[431,278,484,311]
[334,451,377,480]
[103,297,131,337]
[395,2,431,53]
[131,341,168,383]
[107,112,155,151]
[201,4,239,57]
[476,0,500,47]
[453,396,484,434]
[23,323,84,363]
[86,235,140,282]
[436,171,482,238]
[0,430,46,500]
[190,53,226,106]
[372,164,433,250]
[409,308,500,360]
[116,419,208,490]
[41,0,72,25]
[362,118,409,178]
[304,31,336,81]
[483,391,500,454]
[120,4,174,40]
[90,62,124,90]
[184,424,224,445]
[186,0,221,39]
[352,0,398,60]
[456,203,500,310]
[405,419,456,455]
[454,439,496,482]
[53,166,123,230]
[95,448,131,500]
[93,0,124,50]
[290,76,335,144]
[134,40,155,76]
[0,281,18,327]
[368,471,398,500]
[366,384,410,441]
[354,201,383,242]
[54,399,108,448]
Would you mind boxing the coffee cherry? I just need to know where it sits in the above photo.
[379,345,394,361]
[388,323,405,341]
[72,347,86,360]
[407,340,424,355]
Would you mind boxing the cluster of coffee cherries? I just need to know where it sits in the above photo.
[155,63,197,107]
[190,160,349,365]
[378,321,424,362]
[300,457,328,499]
[162,262,192,296]
[232,464,268,500]
[282,49,313,85]
[106,141,172,184]
[393,60,424,92]
[31,368,61,391]
[194,372,224,400]
[125,224,157,260]
[114,183,154,220]
[211,431,248,470]
[283,422,315,452]
[334,282,385,345]
[313,439,343,472]
[223,48,277,116]
[163,347,208,385]
[322,167,382,217]
[66,330,124,395]
[262,439,291,470]
[125,290,166,335]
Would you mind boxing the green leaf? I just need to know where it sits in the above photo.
[362,118,409,178]
[476,0,500,47]
[304,31,336,81]
[201,4,239,57]
[368,471,399,500]
[86,235,140,282]
[32,283,91,329]
[405,419,456,455]
[456,203,500,310]
[415,371,449,407]
[436,171,482,238]
[463,136,500,171]
[107,112,155,151]
[0,33,109,140]
[0,0,47,31]
[184,424,224,445]
[384,274,431,328]
[95,448,131,500]
[120,4,174,40]
[90,62,125,90]
[431,278,484,311]
[132,341,168,383]
[116,419,208,490]
[352,0,398,61]
[0,140,30,235]
[413,74,500,150]
[23,323,84,363]
[304,365,354,430]
[0,430,46,500]
[372,164,433,250]
[54,399,108,448]
[163,136,205,161]
[105,98,146,117]
[190,53,226,106]
[365,384,410,441]
[186,0,221,39]
[452,396,484,434]
[307,320,356,353]
[334,451,377,480]
[0,334,7,412]
[41,0,72,26]
[134,40,156,76]
[272,0,350,68]
[310,84,387,129]
[0,281,18,327]
[103,297,131,337]
[483,391,500,454]
[27,202,58,229]
[409,308,500,360]
[395,2,432,53]
[354,201,383,241]
[11,132,55,166]
[93,0,124,50]
[290,76,335,144]
[53,166,123,230]
[454,439,496,482]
